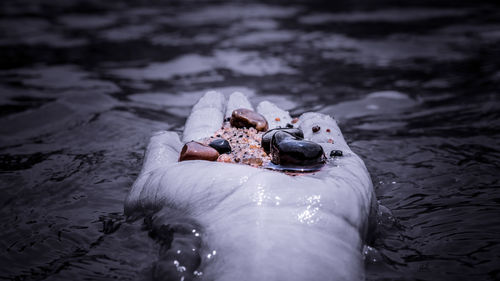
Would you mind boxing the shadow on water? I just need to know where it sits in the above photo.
[1,0,499,280]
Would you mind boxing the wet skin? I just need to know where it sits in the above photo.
[125,91,376,281]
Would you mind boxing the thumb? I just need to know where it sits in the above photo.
[125,130,182,217]
[142,130,183,174]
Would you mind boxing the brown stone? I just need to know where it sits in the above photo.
[179,141,219,162]
[230,108,268,132]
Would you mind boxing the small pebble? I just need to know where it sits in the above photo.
[330,150,343,157]
[275,117,281,121]
[217,154,232,163]
[179,141,219,162]
[286,123,293,128]
[209,139,232,154]
[312,125,320,133]
[326,129,331,133]
[242,157,263,166]
[328,139,333,143]
[230,108,268,131]
[291,117,299,124]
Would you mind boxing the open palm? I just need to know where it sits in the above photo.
[125,91,376,281]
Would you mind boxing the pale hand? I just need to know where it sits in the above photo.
[125,91,376,281]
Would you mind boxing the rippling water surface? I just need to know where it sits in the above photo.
[1,0,499,280]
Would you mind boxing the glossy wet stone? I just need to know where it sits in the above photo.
[330,150,343,157]
[270,131,325,166]
[209,138,231,154]
[230,108,268,131]
[312,125,320,133]
[179,141,219,162]
[261,128,304,154]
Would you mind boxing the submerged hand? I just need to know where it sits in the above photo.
[125,91,376,281]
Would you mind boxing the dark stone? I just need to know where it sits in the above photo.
[270,131,325,166]
[312,125,320,133]
[179,141,219,162]
[261,128,304,154]
[330,150,343,157]
[209,138,231,154]
[286,123,293,128]
[230,108,268,131]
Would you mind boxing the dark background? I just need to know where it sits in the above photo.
[1,0,499,280]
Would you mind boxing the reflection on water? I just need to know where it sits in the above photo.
[1,0,499,280]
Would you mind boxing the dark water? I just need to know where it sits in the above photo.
[1,0,500,280]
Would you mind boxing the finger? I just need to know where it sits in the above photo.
[256,101,292,129]
[143,130,183,172]
[297,112,351,153]
[225,91,253,119]
[124,130,183,216]
[182,91,225,142]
